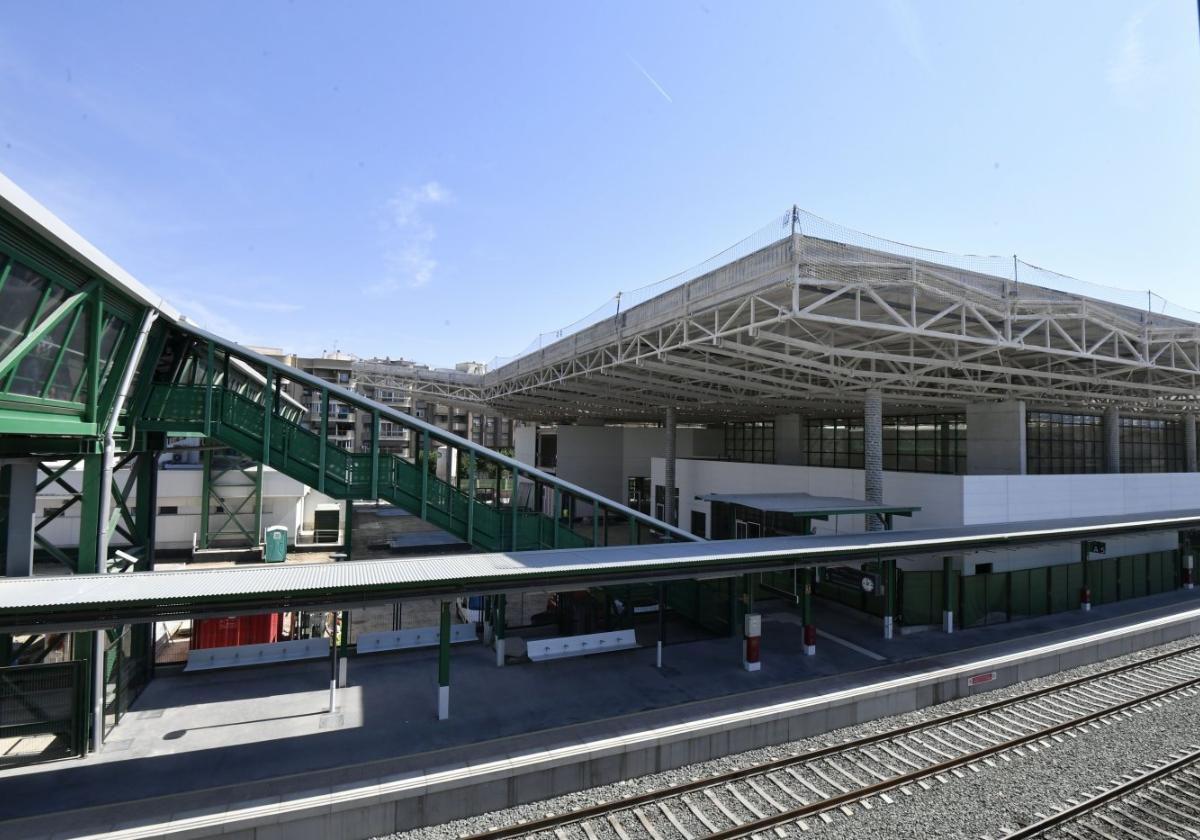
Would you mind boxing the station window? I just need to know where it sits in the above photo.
[804,414,965,474]
[1025,411,1103,474]
[1023,411,1182,474]
[1120,417,1184,473]
[723,421,774,463]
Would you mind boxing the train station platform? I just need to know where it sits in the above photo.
[3,588,1200,839]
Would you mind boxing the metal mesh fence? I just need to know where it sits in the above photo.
[484,206,1200,373]
[0,660,86,767]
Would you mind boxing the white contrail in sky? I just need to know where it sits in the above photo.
[627,54,673,103]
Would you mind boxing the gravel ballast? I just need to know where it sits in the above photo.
[376,634,1200,840]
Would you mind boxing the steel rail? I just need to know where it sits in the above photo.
[461,643,1200,840]
[997,745,1200,839]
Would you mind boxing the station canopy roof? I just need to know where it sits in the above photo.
[697,492,920,518]
[3,509,1198,633]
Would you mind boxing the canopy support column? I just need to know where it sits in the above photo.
[943,556,956,633]
[494,594,506,667]
[438,600,451,718]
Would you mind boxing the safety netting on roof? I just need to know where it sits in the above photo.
[484,206,1200,371]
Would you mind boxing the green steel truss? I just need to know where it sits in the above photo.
[137,330,694,552]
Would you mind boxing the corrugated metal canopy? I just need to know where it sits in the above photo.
[1,509,1197,631]
[698,492,920,516]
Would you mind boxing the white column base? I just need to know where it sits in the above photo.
[495,637,506,667]
[437,685,450,720]
[656,641,663,669]
[1186,583,1195,590]
[883,615,894,640]
[338,656,348,688]
[942,610,954,634]
[328,678,338,713]
[743,660,762,672]
[803,644,816,656]
[1081,602,1091,612]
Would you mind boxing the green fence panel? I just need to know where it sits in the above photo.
[986,573,1008,623]
[901,571,937,626]
[1027,566,1049,616]
[961,574,987,628]
[1010,569,1031,619]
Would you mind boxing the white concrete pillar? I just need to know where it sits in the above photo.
[664,406,677,526]
[1104,406,1121,473]
[864,390,883,531]
[2,461,36,578]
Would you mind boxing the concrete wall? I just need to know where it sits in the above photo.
[513,423,536,468]
[656,458,1188,574]
[966,400,1026,475]
[550,426,724,507]
[773,414,805,466]
[653,458,965,540]
[961,472,1200,524]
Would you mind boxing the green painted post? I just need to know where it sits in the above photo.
[801,567,815,654]
[494,593,507,667]
[252,463,264,547]
[317,389,329,493]
[198,447,212,550]
[437,600,451,719]
[420,432,430,520]
[466,451,476,544]
[552,488,561,549]
[370,411,380,501]
[344,496,354,558]
[135,452,157,571]
[203,341,214,436]
[884,558,896,639]
[76,453,103,573]
[592,504,600,547]
[510,466,519,551]
[261,367,274,468]
[1080,540,1091,611]
[942,556,956,633]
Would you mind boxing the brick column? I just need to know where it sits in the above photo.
[864,390,884,531]
[1104,406,1121,473]
[1186,413,1197,473]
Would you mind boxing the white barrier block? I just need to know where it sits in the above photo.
[184,638,328,672]
[527,630,638,662]
[356,623,476,655]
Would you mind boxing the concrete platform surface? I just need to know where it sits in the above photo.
[2,587,1199,836]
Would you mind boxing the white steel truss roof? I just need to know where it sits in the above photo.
[374,225,1200,422]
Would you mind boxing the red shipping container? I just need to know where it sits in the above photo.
[191,613,281,649]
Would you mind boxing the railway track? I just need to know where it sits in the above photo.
[993,744,1200,839]
[462,644,1200,840]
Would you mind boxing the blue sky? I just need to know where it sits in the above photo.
[1,2,1198,367]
